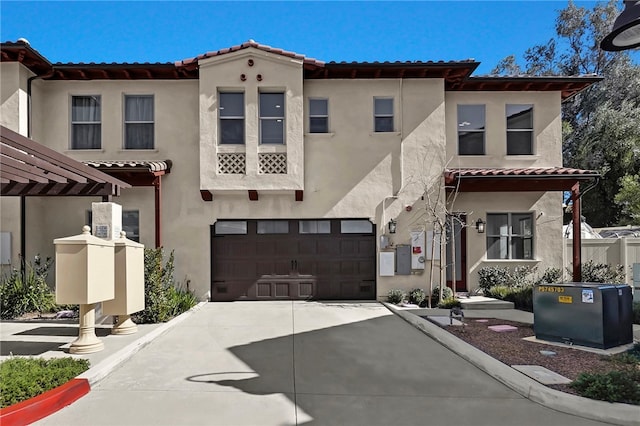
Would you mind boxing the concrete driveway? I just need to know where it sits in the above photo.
[36,302,610,426]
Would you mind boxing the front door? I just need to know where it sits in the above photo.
[446,214,467,292]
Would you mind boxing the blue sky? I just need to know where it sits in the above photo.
[1,1,637,75]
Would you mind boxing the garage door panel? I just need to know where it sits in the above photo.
[256,260,291,276]
[212,220,375,301]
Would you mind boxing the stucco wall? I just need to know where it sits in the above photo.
[2,54,569,302]
[0,62,33,273]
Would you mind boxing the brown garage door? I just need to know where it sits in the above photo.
[211,219,376,301]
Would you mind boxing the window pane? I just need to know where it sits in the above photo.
[261,119,284,144]
[458,132,484,155]
[72,96,101,121]
[299,220,331,234]
[486,214,508,235]
[487,236,509,259]
[257,221,289,234]
[220,120,245,144]
[72,124,101,149]
[215,221,247,234]
[506,104,533,129]
[260,93,284,117]
[512,214,533,236]
[220,93,244,117]
[374,98,393,115]
[457,105,485,132]
[122,210,140,242]
[511,237,534,260]
[125,96,153,121]
[309,117,328,133]
[125,123,154,149]
[507,131,533,155]
[340,220,373,234]
[310,99,328,116]
[375,117,394,132]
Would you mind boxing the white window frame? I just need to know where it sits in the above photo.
[124,94,155,150]
[373,97,394,133]
[309,98,329,133]
[457,104,485,155]
[486,212,534,260]
[259,92,285,144]
[506,104,534,155]
[219,92,245,145]
[71,95,101,150]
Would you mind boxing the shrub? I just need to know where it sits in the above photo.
[408,288,426,306]
[0,255,55,320]
[485,285,534,311]
[578,260,626,283]
[437,297,461,309]
[429,286,453,303]
[386,289,404,305]
[133,248,197,324]
[0,357,90,408]
[633,302,640,325]
[570,370,640,405]
[478,266,511,291]
[535,267,563,285]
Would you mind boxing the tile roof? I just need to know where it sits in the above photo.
[175,40,325,69]
[84,160,172,173]
[445,167,599,179]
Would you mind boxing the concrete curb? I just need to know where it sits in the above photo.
[383,302,640,426]
[78,301,207,386]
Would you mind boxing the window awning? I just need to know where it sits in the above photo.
[0,126,130,197]
[444,167,599,192]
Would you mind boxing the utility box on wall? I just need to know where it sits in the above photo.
[396,245,411,275]
[410,231,425,270]
[533,283,633,349]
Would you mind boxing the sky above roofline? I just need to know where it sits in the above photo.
[1,1,638,76]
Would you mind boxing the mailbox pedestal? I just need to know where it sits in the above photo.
[102,232,145,335]
[55,226,115,354]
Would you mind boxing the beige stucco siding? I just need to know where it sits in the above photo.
[1,51,572,302]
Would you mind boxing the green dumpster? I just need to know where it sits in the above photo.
[533,283,633,350]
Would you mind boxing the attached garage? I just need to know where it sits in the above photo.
[211,219,376,301]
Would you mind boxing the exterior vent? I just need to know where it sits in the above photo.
[259,153,287,174]
[217,153,246,174]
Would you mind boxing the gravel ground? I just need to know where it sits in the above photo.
[429,317,637,395]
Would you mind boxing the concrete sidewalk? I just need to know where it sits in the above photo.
[28,301,621,426]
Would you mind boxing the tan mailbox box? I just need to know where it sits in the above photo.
[54,226,115,353]
[103,231,145,334]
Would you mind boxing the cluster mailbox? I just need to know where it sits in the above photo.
[533,283,633,350]
[55,226,115,305]
[102,232,145,334]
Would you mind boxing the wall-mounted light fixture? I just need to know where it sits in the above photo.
[475,218,486,233]
[388,218,397,234]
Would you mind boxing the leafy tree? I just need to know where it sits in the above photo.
[492,0,640,226]
[615,174,640,223]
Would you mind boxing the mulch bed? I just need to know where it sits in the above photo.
[429,317,634,395]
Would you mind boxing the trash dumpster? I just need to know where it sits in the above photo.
[533,283,633,350]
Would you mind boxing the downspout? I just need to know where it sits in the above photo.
[23,69,55,273]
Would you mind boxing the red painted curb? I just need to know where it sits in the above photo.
[0,378,90,426]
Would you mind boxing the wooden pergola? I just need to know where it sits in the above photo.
[1,126,130,197]
[444,167,601,282]
[1,125,131,262]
